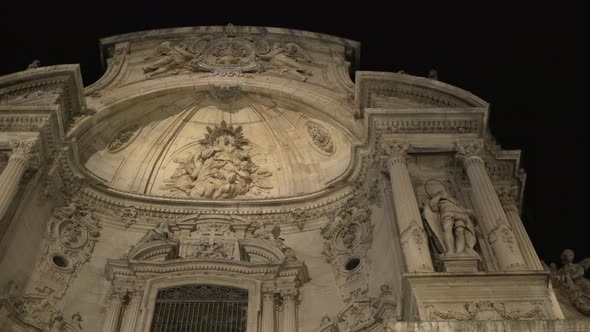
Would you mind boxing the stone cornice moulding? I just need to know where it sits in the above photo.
[355,71,489,119]
[0,65,86,135]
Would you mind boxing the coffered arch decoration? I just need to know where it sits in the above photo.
[104,214,309,332]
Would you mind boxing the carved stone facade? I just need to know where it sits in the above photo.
[0,25,583,332]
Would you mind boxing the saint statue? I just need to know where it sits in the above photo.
[422,180,478,257]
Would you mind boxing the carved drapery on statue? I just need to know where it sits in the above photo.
[550,249,590,317]
[162,121,272,199]
[421,179,480,265]
[142,31,312,81]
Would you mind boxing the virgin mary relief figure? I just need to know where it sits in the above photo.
[162,121,272,199]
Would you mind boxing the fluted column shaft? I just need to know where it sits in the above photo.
[120,288,142,332]
[0,140,37,220]
[261,289,276,332]
[383,142,434,272]
[458,141,526,271]
[102,289,126,332]
[282,289,298,332]
[498,190,543,270]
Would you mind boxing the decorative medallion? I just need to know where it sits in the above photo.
[305,121,335,155]
[107,124,141,153]
[162,120,272,199]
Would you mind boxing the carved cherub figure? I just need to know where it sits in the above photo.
[137,221,171,245]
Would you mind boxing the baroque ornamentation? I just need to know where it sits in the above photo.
[142,34,312,81]
[321,200,373,301]
[28,202,101,301]
[400,220,427,253]
[488,217,515,251]
[209,84,241,103]
[162,120,272,199]
[424,300,545,321]
[304,122,335,155]
[107,124,141,153]
[0,294,83,331]
[550,249,590,316]
[374,118,479,134]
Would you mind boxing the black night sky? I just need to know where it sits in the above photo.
[1,5,588,267]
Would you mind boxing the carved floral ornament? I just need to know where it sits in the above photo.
[142,31,313,81]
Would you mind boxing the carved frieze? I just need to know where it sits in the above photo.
[142,31,313,81]
[0,294,83,331]
[424,301,546,321]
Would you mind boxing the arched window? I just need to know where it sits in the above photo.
[150,285,248,331]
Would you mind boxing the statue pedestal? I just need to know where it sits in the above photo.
[400,271,564,322]
[439,255,479,273]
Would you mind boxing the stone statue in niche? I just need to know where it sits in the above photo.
[422,179,478,258]
[162,121,272,199]
[550,249,590,316]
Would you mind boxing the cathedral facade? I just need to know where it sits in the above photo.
[0,25,588,331]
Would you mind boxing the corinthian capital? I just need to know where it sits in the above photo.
[8,139,39,165]
[456,139,484,161]
[381,141,409,167]
[496,185,519,207]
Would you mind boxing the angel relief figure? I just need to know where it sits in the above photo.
[142,41,196,77]
[550,249,590,316]
[257,42,312,81]
[422,179,479,258]
[162,121,272,199]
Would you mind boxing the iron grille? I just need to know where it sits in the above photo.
[151,285,248,332]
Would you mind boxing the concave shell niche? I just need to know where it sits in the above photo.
[78,90,352,200]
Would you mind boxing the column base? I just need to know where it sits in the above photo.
[401,271,564,322]
[439,254,479,273]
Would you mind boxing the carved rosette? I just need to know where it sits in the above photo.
[304,121,335,155]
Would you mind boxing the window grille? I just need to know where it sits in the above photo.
[150,285,248,332]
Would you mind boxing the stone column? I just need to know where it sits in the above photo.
[120,288,143,332]
[0,139,38,221]
[382,142,434,272]
[261,288,276,332]
[281,289,298,332]
[497,186,544,270]
[457,140,526,271]
[102,289,126,332]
